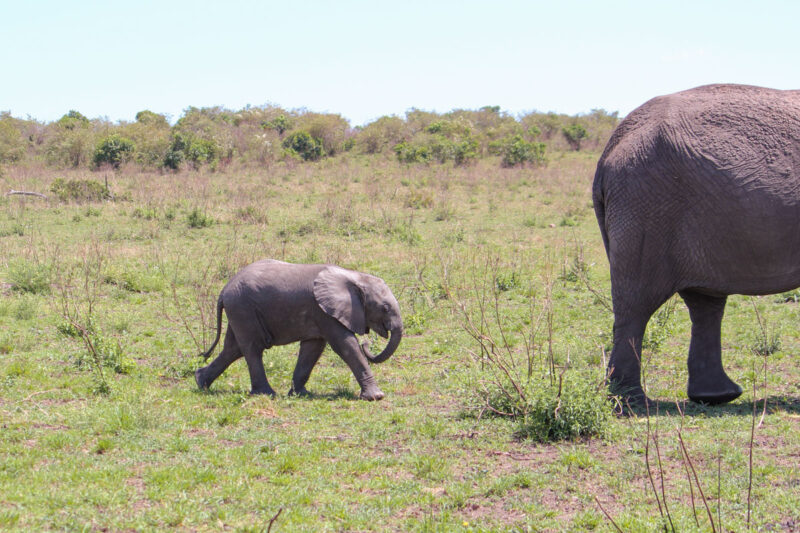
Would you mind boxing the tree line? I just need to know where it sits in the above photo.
[0,105,619,171]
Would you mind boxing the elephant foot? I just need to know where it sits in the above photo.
[288,386,310,397]
[688,376,743,405]
[608,379,649,407]
[195,368,211,390]
[250,386,277,397]
[359,387,385,401]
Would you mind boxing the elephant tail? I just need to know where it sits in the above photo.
[592,162,610,257]
[199,296,224,360]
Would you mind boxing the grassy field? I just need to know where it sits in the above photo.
[1,152,799,532]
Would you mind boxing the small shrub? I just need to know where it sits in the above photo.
[405,189,434,209]
[494,271,520,292]
[72,331,134,375]
[487,371,613,442]
[393,141,431,164]
[562,123,588,151]
[50,178,111,202]
[187,208,213,228]
[751,327,781,357]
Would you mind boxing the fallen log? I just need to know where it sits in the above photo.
[6,190,48,199]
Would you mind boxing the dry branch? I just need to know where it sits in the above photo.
[6,189,48,199]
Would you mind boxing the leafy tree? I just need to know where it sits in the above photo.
[46,110,95,167]
[93,134,135,169]
[173,106,234,167]
[162,148,184,171]
[562,123,588,151]
[0,113,27,163]
[57,110,90,130]
[294,113,350,156]
[121,110,172,168]
[135,110,169,128]
[356,116,406,154]
[262,114,292,136]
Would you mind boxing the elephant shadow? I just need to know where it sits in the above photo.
[631,395,800,418]
[193,386,360,401]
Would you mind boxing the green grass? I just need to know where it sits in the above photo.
[0,153,799,531]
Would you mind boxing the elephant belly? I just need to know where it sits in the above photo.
[675,208,800,296]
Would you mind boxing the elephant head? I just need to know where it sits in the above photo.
[313,266,403,363]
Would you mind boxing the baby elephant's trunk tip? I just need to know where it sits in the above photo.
[361,326,403,364]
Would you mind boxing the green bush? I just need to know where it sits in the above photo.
[499,135,546,167]
[562,123,588,151]
[488,371,614,442]
[93,134,135,169]
[283,131,323,161]
[393,141,431,164]
[187,207,213,228]
[162,148,184,170]
[50,178,111,202]
[186,138,219,167]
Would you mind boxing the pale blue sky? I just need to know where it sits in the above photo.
[2,0,798,126]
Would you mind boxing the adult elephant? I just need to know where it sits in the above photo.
[195,260,403,400]
[593,84,800,406]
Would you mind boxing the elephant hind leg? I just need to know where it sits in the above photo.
[679,290,742,404]
[196,325,243,390]
[289,339,326,396]
[607,282,675,407]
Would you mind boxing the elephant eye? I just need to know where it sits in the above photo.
[382,303,390,312]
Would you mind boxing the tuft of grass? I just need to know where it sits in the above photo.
[7,259,52,294]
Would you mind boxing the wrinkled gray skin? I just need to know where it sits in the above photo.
[195,260,403,400]
[593,84,800,406]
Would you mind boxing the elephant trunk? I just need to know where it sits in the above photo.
[361,326,402,364]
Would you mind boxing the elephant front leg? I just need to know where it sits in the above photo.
[242,344,276,397]
[680,290,742,404]
[328,333,385,401]
[290,339,326,396]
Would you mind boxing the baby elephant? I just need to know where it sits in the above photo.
[195,260,403,400]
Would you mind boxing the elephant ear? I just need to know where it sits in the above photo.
[313,266,366,334]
